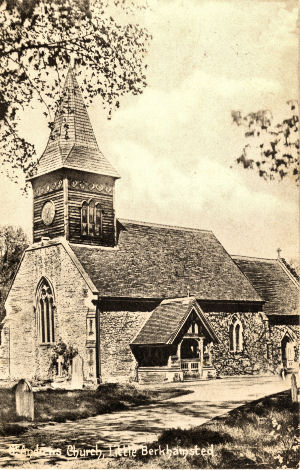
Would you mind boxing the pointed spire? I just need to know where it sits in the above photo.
[32,68,119,179]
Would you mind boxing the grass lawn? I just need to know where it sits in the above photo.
[111,390,300,469]
[0,383,190,436]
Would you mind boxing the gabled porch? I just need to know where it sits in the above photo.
[131,297,219,383]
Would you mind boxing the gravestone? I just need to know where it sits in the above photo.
[15,379,34,421]
[291,373,298,403]
[71,355,84,389]
[57,355,64,377]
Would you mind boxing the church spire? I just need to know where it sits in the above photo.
[32,68,119,179]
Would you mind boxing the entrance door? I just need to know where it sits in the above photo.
[281,336,295,369]
[180,338,201,377]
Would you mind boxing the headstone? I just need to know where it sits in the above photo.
[57,355,64,377]
[291,373,298,403]
[71,355,84,389]
[15,379,34,421]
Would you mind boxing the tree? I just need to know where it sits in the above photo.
[231,101,299,184]
[0,225,29,321]
[0,0,151,185]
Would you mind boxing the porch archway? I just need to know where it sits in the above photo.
[180,338,199,359]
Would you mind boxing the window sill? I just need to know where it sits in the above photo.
[39,343,55,347]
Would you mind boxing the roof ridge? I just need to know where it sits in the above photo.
[61,142,75,164]
[277,258,300,287]
[69,242,119,251]
[161,297,196,304]
[232,254,277,262]
[118,218,213,233]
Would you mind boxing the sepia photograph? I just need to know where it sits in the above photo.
[0,0,299,468]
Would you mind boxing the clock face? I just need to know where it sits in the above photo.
[41,201,55,226]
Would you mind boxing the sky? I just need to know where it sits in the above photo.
[0,0,298,261]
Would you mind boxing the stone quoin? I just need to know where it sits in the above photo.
[0,68,299,385]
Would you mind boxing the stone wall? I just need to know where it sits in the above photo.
[269,324,299,372]
[99,308,297,382]
[208,311,273,376]
[2,241,298,385]
[0,325,10,379]
[2,241,96,382]
[99,308,152,382]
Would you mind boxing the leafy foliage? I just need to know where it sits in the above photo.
[232,101,299,184]
[0,225,28,321]
[49,339,78,376]
[0,0,151,184]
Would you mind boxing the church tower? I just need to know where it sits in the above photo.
[29,68,120,247]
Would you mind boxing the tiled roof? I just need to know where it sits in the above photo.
[70,219,262,302]
[31,69,119,179]
[132,297,218,345]
[232,256,299,316]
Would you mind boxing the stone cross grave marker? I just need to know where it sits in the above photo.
[15,379,34,421]
[291,373,298,403]
[57,355,64,377]
[71,355,84,389]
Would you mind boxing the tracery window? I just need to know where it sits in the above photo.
[81,200,103,237]
[37,278,55,344]
[229,318,243,353]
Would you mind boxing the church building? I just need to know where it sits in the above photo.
[0,69,299,385]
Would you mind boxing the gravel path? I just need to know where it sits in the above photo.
[0,375,290,468]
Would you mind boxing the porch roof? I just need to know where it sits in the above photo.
[131,297,219,345]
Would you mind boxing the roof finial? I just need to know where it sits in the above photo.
[277,248,282,259]
[187,285,190,297]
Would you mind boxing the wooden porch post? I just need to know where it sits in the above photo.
[198,337,204,377]
[208,341,213,365]
[177,341,182,361]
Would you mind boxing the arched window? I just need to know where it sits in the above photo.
[89,199,95,236]
[229,323,234,351]
[37,278,55,344]
[81,201,88,236]
[95,203,103,236]
[81,200,103,238]
[235,323,241,352]
[229,318,243,353]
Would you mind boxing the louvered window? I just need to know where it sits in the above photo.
[81,201,88,236]
[81,200,103,238]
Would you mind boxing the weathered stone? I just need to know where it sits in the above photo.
[57,355,64,377]
[2,242,95,382]
[1,239,298,385]
[291,373,298,403]
[207,311,272,376]
[99,309,151,382]
[71,355,84,389]
[15,379,34,421]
